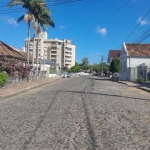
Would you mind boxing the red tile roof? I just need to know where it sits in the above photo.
[126,43,150,56]
[0,41,35,63]
[109,50,121,58]
[0,41,25,60]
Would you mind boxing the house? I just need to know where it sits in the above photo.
[107,50,121,64]
[0,41,26,62]
[0,41,58,77]
[120,42,150,81]
[0,40,38,64]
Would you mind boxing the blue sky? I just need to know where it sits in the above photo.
[0,0,150,64]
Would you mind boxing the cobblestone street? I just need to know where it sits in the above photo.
[0,76,150,150]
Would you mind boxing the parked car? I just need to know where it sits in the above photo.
[61,72,70,78]
[69,72,75,77]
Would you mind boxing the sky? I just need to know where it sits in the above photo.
[0,0,150,64]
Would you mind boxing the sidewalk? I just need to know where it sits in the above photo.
[118,81,150,93]
[0,77,61,98]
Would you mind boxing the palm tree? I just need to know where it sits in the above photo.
[8,0,35,65]
[8,0,55,74]
[32,8,55,74]
[18,12,35,65]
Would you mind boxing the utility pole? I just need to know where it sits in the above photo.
[101,55,103,77]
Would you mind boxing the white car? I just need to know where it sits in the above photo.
[61,72,70,78]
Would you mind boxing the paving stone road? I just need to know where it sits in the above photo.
[0,76,150,150]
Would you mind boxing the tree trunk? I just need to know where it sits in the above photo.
[32,34,35,66]
[27,21,30,65]
[36,34,39,75]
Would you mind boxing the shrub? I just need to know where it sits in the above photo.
[0,53,33,79]
[0,72,8,87]
[136,78,142,83]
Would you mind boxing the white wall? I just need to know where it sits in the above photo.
[120,42,150,80]
[129,57,150,67]
[120,43,128,80]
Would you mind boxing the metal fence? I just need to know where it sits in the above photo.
[2,71,46,88]
[129,66,150,82]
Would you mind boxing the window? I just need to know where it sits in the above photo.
[65,47,72,51]
[50,46,57,50]
[52,42,57,45]
[51,59,56,62]
[51,55,56,58]
[51,51,57,54]
[65,60,72,62]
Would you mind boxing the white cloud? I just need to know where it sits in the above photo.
[96,26,107,36]
[137,17,148,25]
[7,18,18,26]
[90,52,101,58]
[0,16,18,26]
[60,25,65,29]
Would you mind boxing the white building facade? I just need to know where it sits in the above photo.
[120,42,150,81]
[23,32,76,68]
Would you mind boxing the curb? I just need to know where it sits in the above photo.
[117,81,128,85]
[138,87,150,93]
[0,77,62,99]
[117,81,150,93]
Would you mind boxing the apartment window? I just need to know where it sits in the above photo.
[51,55,56,57]
[65,52,72,55]
[50,46,57,50]
[52,42,57,45]
[65,56,72,59]
[65,47,72,51]
[51,59,56,62]
[51,51,57,54]
[65,60,72,62]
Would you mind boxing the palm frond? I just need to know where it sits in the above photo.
[7,0,24,8]
[17,15,24,23]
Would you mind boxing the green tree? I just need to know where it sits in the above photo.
[81,57,89,66]
[92,63,100,74]
[62,66,68,71]
[109,58,120,73]
[0,72,8,87]
[70,65,80,73]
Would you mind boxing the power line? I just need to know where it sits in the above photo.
[124,10,150,42]
[73,0,130,41]
[0,0,81,8]
[0,0,82,14]
[104,2,150,27]
[133,28,150,43]
[116,9,150,50]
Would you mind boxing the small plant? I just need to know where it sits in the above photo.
[0,72,8,87]
[147,78,150,82]
[137,78,142,83]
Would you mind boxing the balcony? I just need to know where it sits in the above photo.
[65,52,72,56]
[65,56,72,59]
[50,46,57,50]
[51,51,57,54]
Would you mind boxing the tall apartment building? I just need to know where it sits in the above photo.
[23,32,76,68]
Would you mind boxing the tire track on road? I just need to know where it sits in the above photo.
[20,77,87,150]
[80,78,98,150]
